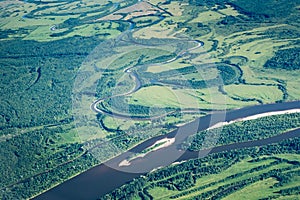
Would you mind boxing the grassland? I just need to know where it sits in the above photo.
[130,85,198,108]
[146,59,187,73]
[224,84,283,104]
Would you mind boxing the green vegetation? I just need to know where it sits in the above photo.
[182,113,300,150]
[224,84,284,104]
[264,48,300,70]
[0,126,98,199]
[0,36,101,129]
[132,16,163,28]
[99,137,300,200]
[1,0,300,199]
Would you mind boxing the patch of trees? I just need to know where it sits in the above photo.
[182,113,300,151]
[264,48,300,70]
[217,64,240,84]
[157,79,208,89]
[142,54,177,66]
[142,64,239,89]
[261,27,300,40]
[170,159,285,199]
[132,15,164,29]
[177,22,211,37]
[278,186,300,196]
[219,16,238,25]
[102,96,153,117]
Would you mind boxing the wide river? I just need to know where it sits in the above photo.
[34,101,300,200]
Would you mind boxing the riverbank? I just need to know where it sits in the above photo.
[119,138,176,167]
[208,108,300,130]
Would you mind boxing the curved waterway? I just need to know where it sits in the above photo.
[34,100,300,200]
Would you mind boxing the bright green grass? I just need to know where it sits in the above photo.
[101,115,144,131]
[195,87,256,108]
[223,177,279,200]
[224,84,283,103]
[129,85,200,109]
[241,66,300,101]
[277,195,300,200]
[224,174,300,200]
[191,158,279,186]
[146,59,188,73]
[160,1,184,16]
[275,154,300,161]
[287,81,300,101]
[57,129,81,144]
[190,10,224,23]
[130,84,258,111]
[69,23,121,37]
[0,0,123,41]
[23,21,121,42]
[148,186,178,199]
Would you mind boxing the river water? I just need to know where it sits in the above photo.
[34,100,300,200]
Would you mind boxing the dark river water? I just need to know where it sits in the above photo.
[34,101,300,200]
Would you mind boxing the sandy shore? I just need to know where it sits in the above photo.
[119,138,175,167]
[208,109,300,130]
[151,137,176,151]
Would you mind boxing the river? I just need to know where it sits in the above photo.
[34,100,300,200]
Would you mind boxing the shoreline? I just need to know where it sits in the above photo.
[119,137,176,167]
[208,109,300,130]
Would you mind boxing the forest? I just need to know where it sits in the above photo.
[0,36,103,130]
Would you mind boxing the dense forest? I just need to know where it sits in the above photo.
[0,36,103,130]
